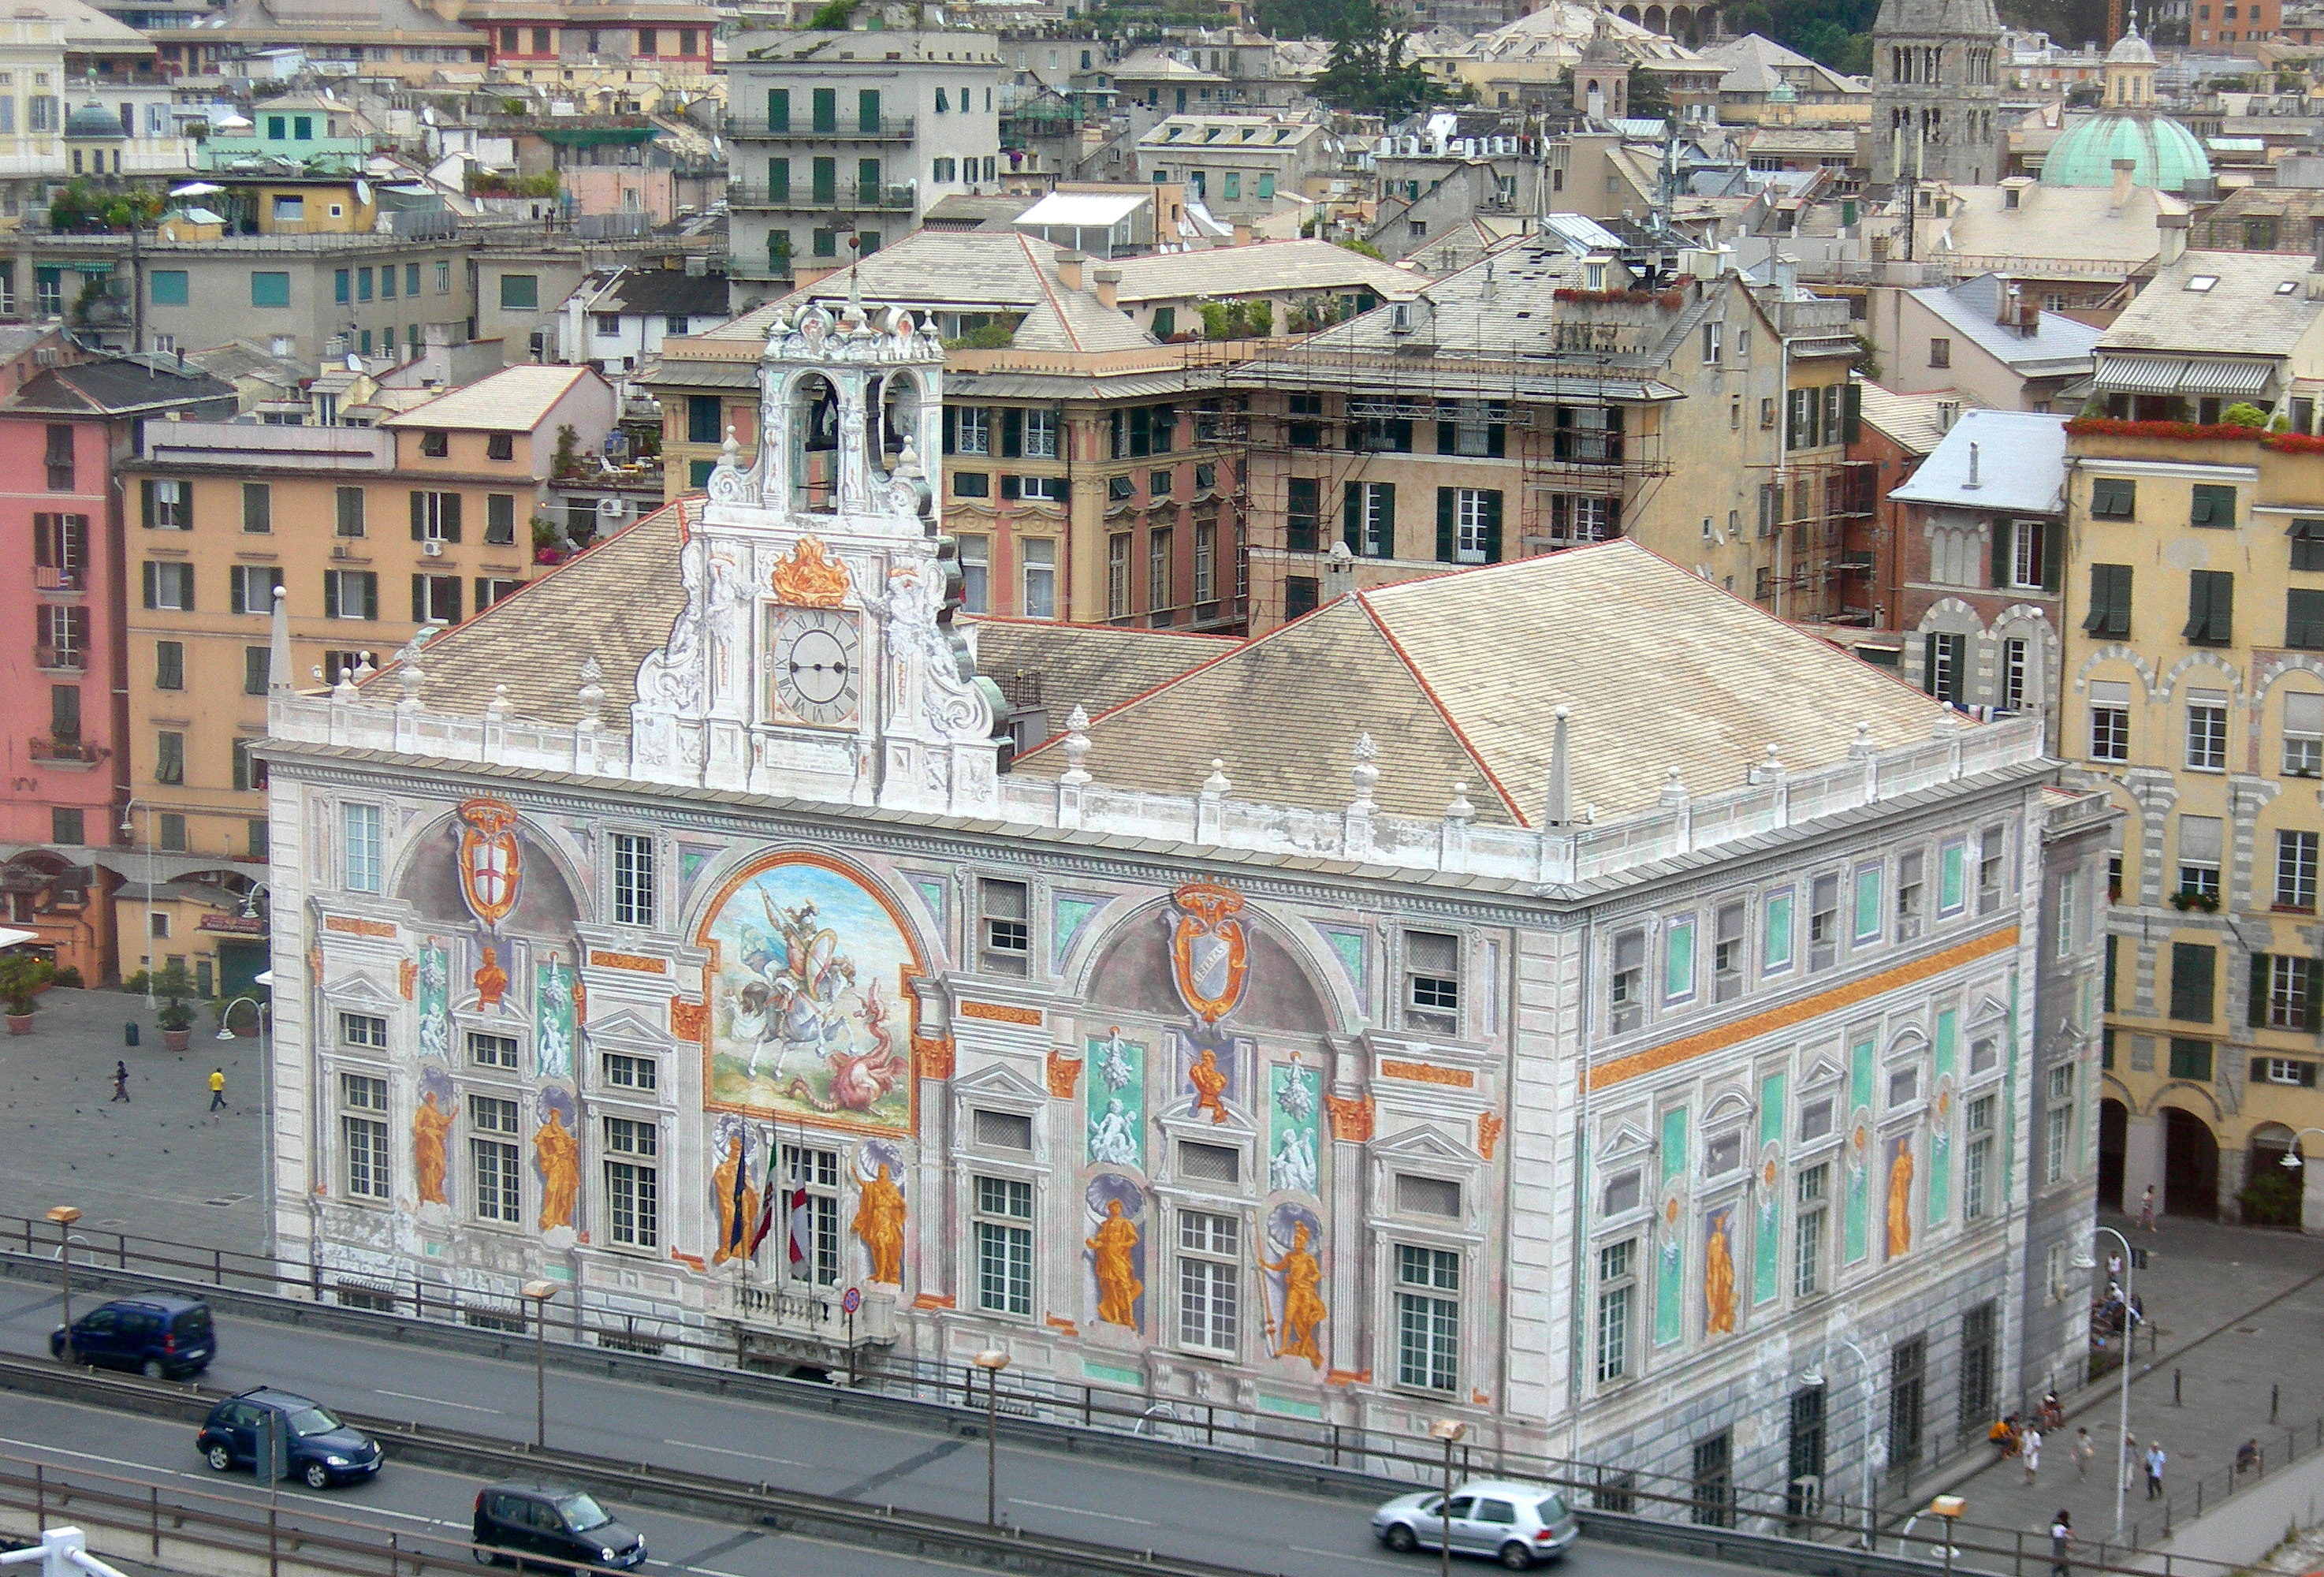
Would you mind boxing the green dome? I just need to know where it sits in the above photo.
[2039,111,2210,192]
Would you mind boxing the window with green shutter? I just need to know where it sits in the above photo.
[2185,569,2234,646]
[2083,563,2132,637]
[249,271,290,308]
[2292,519,2324,572]
[812,157,836,203]
[151,270,188,306]
[812,88,836,132]
[2190,483,2236,528]
[2090,477,2136,519]
[687,395,721,446]
[499,274,538,311]
[2168,1038,2213,1079]
[769,157,789,202]
[2289,589,2324,650]
[1287,476,1319,551]
[2169,941,2215,1023]
[858,88,880,131]
[766,88,789,130]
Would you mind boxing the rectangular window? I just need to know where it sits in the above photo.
[974,1175,1034,1314]
[1178,1210,1239,1354]
[2279,830,2318,909]
[232,735,267,791]
[411,490,462,542]
[780,1145,840,1284]
[1022,539,1056,620]
[2169,1037,2214,1080]
[1664,914,1696,1002]
[1022,407,1059,458]
[1795,1164,1828,1296]
[955,406,991,455]
[229,564,281,616]
[1958,1303,1998,1428]
[603,1117,660,1249]
[1923,632,1965,703]
[1711,901,1746,1001]
[1286,476,1320,553]
[158,813,185,852]
[1595,1239,1633,1381]
[1149,526,1172,613]
[153,729,184,785]
[412,574,460,624]
[2084,563,2132,637]
[1395,1244,1459,1392]
[2186,570,2235,647]
[612,833,655,926]
[2289,591,2324,652]
[1965,1096,1994,1220]
[468,1096,522,1226]
[151,269,188,306]
[1927,337,1951,368]
[2089,680,2131,762]
[1610,928,1645,1032]
[499,274,539,311]
[1406,930,1460,1032]
[1346,481,1395,557]
[1809,874,1841,969]
[2188,691,2229,770]
[2002,637,2029,710]
[249,271,290,308]
[1853,864,1883,944]
[341,1075,390,1201]
[2043,1099,2071,1187]
[334,486,366,538]
[343,802,382,893]
[484,493,516,546]
[954,534,989,614]
[325,569,378,621]
[2293,519,2324,572]
[2171,941,2216,1023]
[467,1031,518,1070]
[602,1051,657,1090]
[143,477,190,531]
[1442,487,1502,565]
[2090,477,2136,519]
[1762,891,1793,973]
[2190,483,2236,528]
[980,878,1030,975]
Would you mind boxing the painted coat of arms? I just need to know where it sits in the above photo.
[455,798,523,929]
[700,856,922,1133]
[1168,880,1249,1024]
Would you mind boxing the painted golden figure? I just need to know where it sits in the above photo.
[412,1090,453,1206]
[1086,1199,1142,1329]
[853,1161,907,1284]
[1704,1217,1737,1335]
[534,1109,580,1232]
[1189,1047,1229,1124]
[710,1134,760,1265]
[1259,1221,1328,1366]
[474,945,509,1011]
[1886,1143,1915,1258]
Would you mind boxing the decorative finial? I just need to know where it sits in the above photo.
[577,655,605,722]
[332,666,359,703]
[1350,731,1380,811]
[1851,720,1875,757]
[1060,704,1093,785]
[486,683,511,721]
[354,651,375,682]
[1446,781,1475,822]
[719,426,740,469]
[1659,765,1689,807]
[1201,758,1231,797]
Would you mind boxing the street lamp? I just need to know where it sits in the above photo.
[1429,1418,1467,1577]
[520,1280,557,1449]
[2072,1225,2139,1538]
[1927,1494,1965,1577]
[214,995,263,1041]
[119,805,153,1006]
[1803,1335,1878,1549]
[253,972,274,1259]
[971,1348,1011,1527]
[46,1206,80,1361]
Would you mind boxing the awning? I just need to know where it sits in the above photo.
[2095,353,2275,397]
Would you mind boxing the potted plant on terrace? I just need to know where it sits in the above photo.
[151,960,197,1051]
[0,955,55,1035]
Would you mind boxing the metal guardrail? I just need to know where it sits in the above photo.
[724,116,917,140]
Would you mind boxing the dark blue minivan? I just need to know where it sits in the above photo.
[50,1293,214,1379]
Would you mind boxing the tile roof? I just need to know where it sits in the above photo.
[1105,239,1424,303]
[969,619,1235,720]
[381,363,600,432]
[1887,408,2069,513]
[3,356,236,416]
[1854,381,1962,455]
[2099,249,2324,356]
[1015,540,1959,824]
[607,267,733,319]
[1910,273,2102,372]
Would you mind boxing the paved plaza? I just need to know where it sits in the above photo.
[0,985,267,1258]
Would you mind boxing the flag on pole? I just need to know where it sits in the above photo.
[724,1128,749,1255]
[786,1146,813,1270]
[748,1130,779,1255]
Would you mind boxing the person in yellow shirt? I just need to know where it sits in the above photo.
[207,1068,226,1111]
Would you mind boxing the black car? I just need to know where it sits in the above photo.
[196,1389,382,1489]
[473,1483,646,1573]
[50,1293,214,1379]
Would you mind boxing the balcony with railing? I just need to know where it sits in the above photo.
[30,736,99,766]
[35,566,86,593]
[724,114,916,141]
[727,246,795,282]
[33,645,85,673]
[728,181,915,213]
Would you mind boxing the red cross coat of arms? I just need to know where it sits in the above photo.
[1168,880,1248,1024]
[455,797,523,930]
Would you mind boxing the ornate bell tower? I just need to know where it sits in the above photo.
[1870,0,2004,191]
[628,295,1007,815]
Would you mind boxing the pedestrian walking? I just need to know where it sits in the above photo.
[207,1067,226,1111]
[110,1060,128,1102]
[2106,1248,2123,1281]
[2144,1441,2166,1501]
[2074,1427,2094,1479]
[2024,1426,2043,1484]
[2123,1431,2140,1493]
[2139,1184,2158,1231]
[2050,1510,2074,1577]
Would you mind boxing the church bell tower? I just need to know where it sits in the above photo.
[1870,0,2005,190]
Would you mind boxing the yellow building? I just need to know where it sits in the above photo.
[118,364,616,988]
[2065,248,2324,1229]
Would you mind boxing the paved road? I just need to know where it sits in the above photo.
[0,1295,1768,1577]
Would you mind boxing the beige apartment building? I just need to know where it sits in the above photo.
[117,364,614,968]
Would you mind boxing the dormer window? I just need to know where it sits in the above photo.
[2186,274,2219,293]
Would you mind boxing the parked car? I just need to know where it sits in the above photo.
[1372,1480,1581,1569]
[196,1389,382,1489]
[49,1293,214,1379]
[472,1482,647,1573]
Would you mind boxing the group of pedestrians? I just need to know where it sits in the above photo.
[103,1059,229,1110]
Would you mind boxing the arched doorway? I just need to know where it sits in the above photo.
[2098,1097,2126,1210]
[2162,1106,2220,1220]
[2244,1123,2301,1228]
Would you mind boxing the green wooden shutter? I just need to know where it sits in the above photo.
[412,574,426,622]
[1488,419,1506,459]
[410,491,425,541]
[1436,487,1454,563]
[441,494,461,543]
[1842,380,1862,443]
[2042,521,2063,592]
[322,571,335,618]
[140,479,154,528]
[2307,960,2323,1033]
[1484,490,1504,562]
[1377,483,1395,556]
[1343,481,1361,554]
[2251,951,2272,1029]
[140,561,156,609]
[1991,520,2011,590]
[1436,417,1456,454]
[363,572,378,620]
[1001,408,1022,457]
[767,88,788,130]
[941,406,955,454]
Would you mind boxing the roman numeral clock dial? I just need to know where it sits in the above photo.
[768,606,861,727]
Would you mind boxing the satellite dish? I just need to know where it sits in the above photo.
[355,179,371,203]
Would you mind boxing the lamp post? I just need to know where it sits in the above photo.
[1804,1336,1879,1549]
[47,1206,80,1360]
[252,971,274,1258]
[118,804,153,1006]
[972,1349,1010,1527]
[2073,1225,2139,1538]
[1928,1494,1965,1577]
[1429,1419,1467,1577]
[215,995,262,1041]
[520,1280,557,1449]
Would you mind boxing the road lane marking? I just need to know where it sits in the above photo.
[1005,1498,1154,1525]
[0,1435,210,1482]
[662,1439,814,1469]
[375,1389,504,1414]
[690,1567,754,1577]
[1290,1545,1410,1570]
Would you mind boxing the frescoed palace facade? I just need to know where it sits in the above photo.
[259,294,2110,1501]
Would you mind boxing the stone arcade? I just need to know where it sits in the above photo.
[261,292,2107,1504]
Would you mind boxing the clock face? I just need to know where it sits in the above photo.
[768,606,862,727]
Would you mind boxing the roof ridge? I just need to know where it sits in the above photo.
[1016,229,1084,352]
[1351,585,1530,827]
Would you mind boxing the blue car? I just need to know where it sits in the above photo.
[198,1389,382,1489]
[50,1293,214,1379]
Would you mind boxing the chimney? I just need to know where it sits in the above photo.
[1231,220,1251,246]
[1093,267,1121,310]
[1056,249,1085,291]
[2110,156,2135,213]
[2158,209,2190,267]
[1998,278,2017,326]
[1544,706,1572,826]
[1965,441,1981,488]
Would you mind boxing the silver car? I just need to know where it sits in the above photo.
[1371,1479,1581,1569]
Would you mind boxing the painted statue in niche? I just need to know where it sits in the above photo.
[1087,1027,1145,1169]
[1084,1176,1145,1331]
[475,945,510,1013]
[710,1119,759,1266]
[1703,1204,1737,1336]
[416,938,452,1060]
[701,856,921,1134]
[851,1142,907,1284]
[534,1088,580,1233]
[1270,1062,1320,1196]
[1886,1133,1916,1258]
[1259,1203,1327,1366]
[413,1065,456,1207]
[1169,1028,1246,1124]
[537,954,577,1081]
